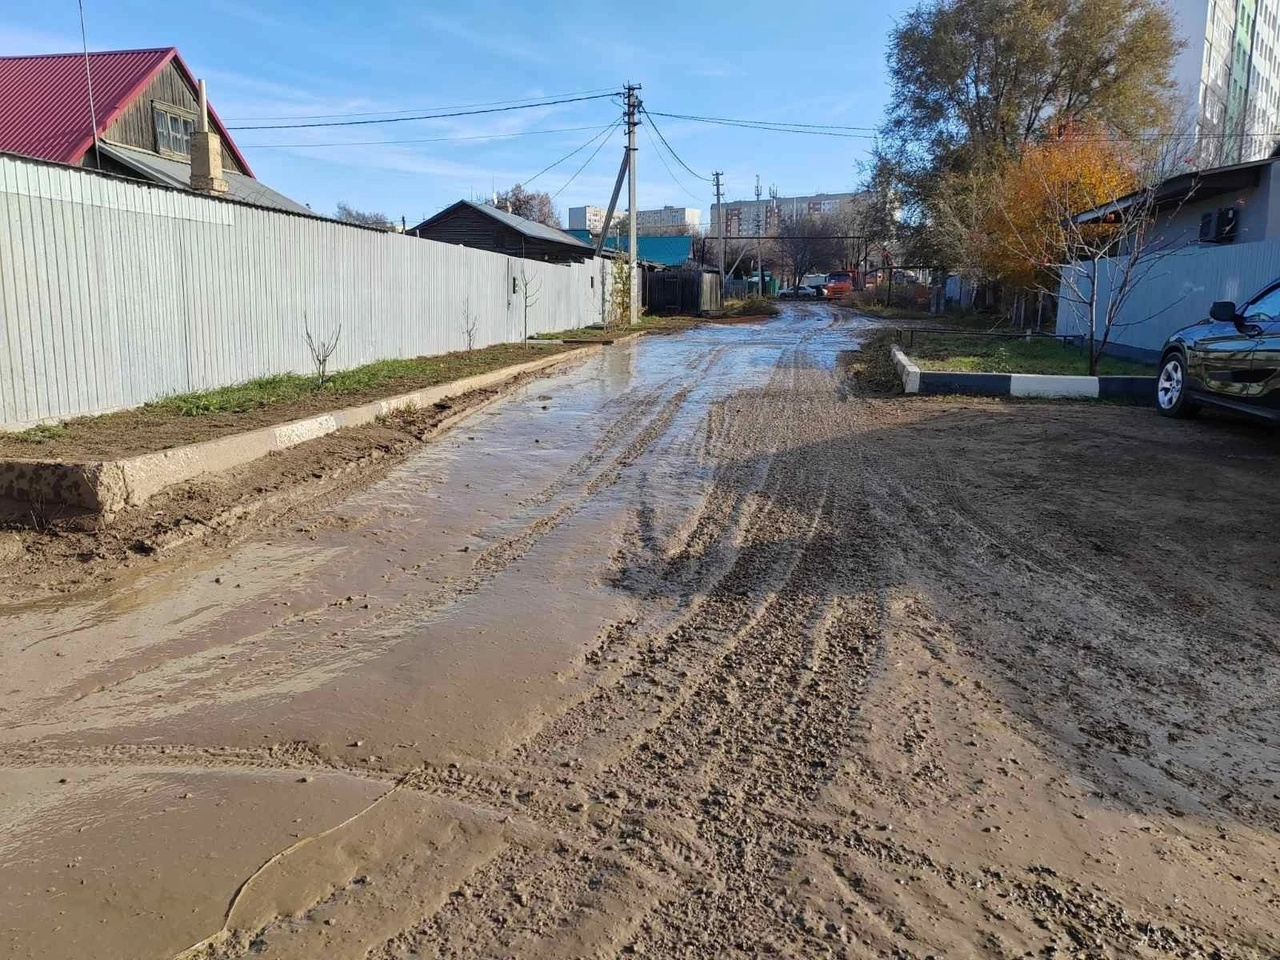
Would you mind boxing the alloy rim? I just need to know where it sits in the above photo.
[1157,359,1183,409]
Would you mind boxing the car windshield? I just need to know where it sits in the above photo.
[1243,285,1280,321]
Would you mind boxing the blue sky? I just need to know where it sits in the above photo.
[3,0,913,223]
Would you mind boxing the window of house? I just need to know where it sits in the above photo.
[153,104,195,158]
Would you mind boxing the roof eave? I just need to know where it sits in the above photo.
[412,200,594,252]
[64,48,255,178]
[66,48,176,166]
[1073,158,1276,224]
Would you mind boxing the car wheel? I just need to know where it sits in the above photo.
[1155,352,1198,418]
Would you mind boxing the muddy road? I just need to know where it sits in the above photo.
[3,303,1279,959]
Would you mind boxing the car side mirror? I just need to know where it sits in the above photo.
[1209,300,1238,323]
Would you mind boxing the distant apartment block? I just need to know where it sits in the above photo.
[634,205,701,235]
[568,205,615,234]
[1172,0,1280,164]
[708,192,862,238]
[570,204,701,236]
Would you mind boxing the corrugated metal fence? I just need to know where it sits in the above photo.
[1055,239,1280,359]
[0,154,607,428]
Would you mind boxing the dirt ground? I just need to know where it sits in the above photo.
[0,375,561,601]
[2,305,1278,959]
[0,343,575,461]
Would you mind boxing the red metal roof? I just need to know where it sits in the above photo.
[0,47,252,176]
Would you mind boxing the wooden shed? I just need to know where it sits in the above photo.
[645,269,723,316]
[409,201,596,263]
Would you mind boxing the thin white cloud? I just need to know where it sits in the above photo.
[0,23,80,54]
[415,11,555,67]
[204,0,288,31]
[693,62,738,79]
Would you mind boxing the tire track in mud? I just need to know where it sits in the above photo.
[363,345,1270,960]
[368,347,907,957]
[863,434,1280,838]
[470,383,690,575]
[0,381,700,747]
[596,366,890,954]
[511,350,818,762]
[510,380,673,512]
[15,313,1276,960]
[160,344,806,960]
[0,354,707,765]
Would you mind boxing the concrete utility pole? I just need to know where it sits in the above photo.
[713,171,725,296]
[625,83,641,326]
[595,151,629,257]
[754,175,763,297]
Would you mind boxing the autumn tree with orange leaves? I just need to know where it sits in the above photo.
[876,0,1181,270]
[932,126,1191,370]
[933,131,1140,284]
[985,133,1139,288]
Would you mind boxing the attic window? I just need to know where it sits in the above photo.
[153,103,195,158]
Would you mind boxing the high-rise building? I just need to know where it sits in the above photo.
[707,192,863,238]
[567,205,621,234]
[570,204,701,236]
[1172,0,1280,165]
[633,205,701,236]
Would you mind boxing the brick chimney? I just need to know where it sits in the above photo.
[190,79,228,195]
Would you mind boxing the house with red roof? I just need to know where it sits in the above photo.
[0,47,309,215]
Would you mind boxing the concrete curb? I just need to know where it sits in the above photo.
[890,345,921,394]
[0,346,598,521]
[890,346,1155,402]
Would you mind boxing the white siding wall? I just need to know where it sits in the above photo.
[1055,237,1280,358]
[0,155,607,429]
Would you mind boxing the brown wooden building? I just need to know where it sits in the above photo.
[409,201,596,263]
[0,47,308,214]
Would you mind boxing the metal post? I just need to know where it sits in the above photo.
[713,171,725,297]
[626,83,641,326]
[197,78,209,132]
[754,175,763,297]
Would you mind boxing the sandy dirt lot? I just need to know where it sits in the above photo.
[2,304,1278,959]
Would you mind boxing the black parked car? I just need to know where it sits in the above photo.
[1156,281,1280,421]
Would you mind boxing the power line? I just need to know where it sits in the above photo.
[238,123,614,149]
[77,0,100,169]
[646,111,876,139]
[552,122,622,199]
[648,110,1280,145]
[525,119,621,188]
[648,110,879,136]
[652,111,881,132]
[641,106,710,181]
[226,92,619,131]
[643,120,703,202]
[222,87,619,123]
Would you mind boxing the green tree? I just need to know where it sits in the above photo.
[877,0,1181,264]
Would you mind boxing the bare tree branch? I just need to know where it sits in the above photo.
[303,313,341,386]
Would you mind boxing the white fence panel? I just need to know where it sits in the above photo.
[0,154,606,428]
[1055,239,1280,359]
